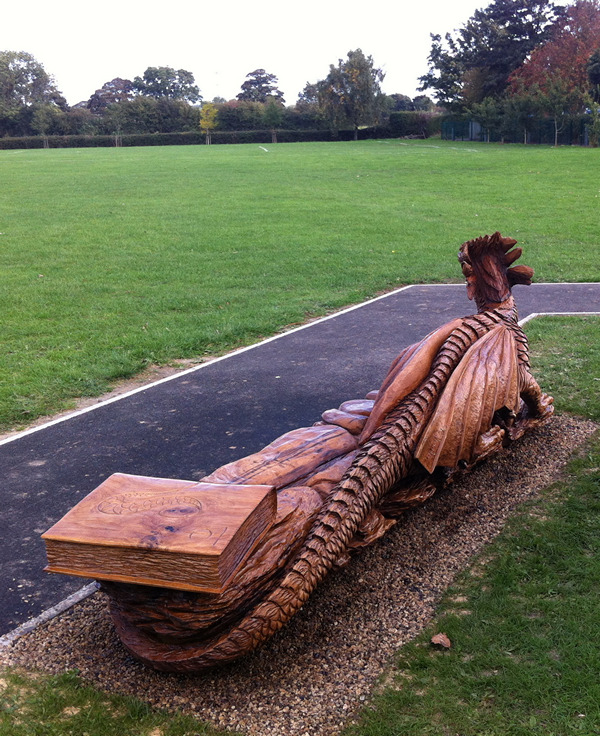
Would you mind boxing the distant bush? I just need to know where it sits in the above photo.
[0,136,44,149]
[0,134,117,149]
[0,132,205,149]
[120,132,204,146]
[213,101,266,131]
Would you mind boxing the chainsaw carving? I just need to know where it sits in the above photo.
[67,234,555,671]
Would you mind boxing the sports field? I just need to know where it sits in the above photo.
[1,139,599,430]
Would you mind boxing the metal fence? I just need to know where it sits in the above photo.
[442,117,591,145]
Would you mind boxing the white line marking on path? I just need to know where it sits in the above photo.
[1,285,598,449]
[519,311,600,326]
[415,282,600,287]
[0,285,413,447]
[0,583,98,649]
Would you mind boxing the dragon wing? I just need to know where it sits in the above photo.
[359,317,464,443]
[415,323,520,473]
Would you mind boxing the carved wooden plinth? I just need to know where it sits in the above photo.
[43,233,553,672]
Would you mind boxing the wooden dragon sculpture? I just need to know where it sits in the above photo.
[66,234,555,671]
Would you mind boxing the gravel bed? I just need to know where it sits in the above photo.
[2,415,596,736]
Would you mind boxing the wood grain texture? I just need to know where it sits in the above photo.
[202,425,358,488]
[359,317,464,442]
[47,233,554,672]
[104,486,323,640]
[43,475,276,593]
[320,408,367,435]
[415,323,520,472]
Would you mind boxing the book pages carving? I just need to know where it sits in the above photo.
[43,233,554,671]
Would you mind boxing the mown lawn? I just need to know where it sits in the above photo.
[1,140,599,431]
[347,435,600,736]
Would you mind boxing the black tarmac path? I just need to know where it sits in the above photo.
[1,283,599,636]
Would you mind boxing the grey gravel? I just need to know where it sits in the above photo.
[2,415,597,736]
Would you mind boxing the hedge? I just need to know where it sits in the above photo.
[389,111,442,138]
[0,118,442,150]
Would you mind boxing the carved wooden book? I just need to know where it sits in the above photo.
[42,473,276,593]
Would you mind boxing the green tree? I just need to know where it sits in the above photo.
[387,93,414,111]
[418,32,464,109]
[0,50,65,108]
[536,77,583,145]
[503,82,542,143]
[59,106,99,136]
[237,69,284,103]
[101,97,197,134]
[263,98,283,142]
[587,47,600,100]
[30,103,64,145]
[469,96,504,141]
[308,49,385,139]
[296,81,323,120]
[87,78,135,113]
[419,0,564,108]
[583,92,600,144]
[0,50,66,135]
[133,66,201,103]
[199,102,219,144]
[214,100,265,130]
[412,94,436,111]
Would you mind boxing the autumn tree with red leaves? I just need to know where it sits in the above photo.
[509,0,600,94]
[508,0,600,144]
[419,0,564,108]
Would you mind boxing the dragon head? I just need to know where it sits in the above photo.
[458,232,534,312]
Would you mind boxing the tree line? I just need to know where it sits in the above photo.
[2,0,599,145]
[0,50,434,141]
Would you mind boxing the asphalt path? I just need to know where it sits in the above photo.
[1,283,599,635]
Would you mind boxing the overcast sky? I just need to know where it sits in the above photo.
[3,0,568,106]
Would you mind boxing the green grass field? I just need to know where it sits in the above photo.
[1,140,600,735]
[1,139,599,431]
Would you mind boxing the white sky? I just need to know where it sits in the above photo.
[2,0,568,106]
